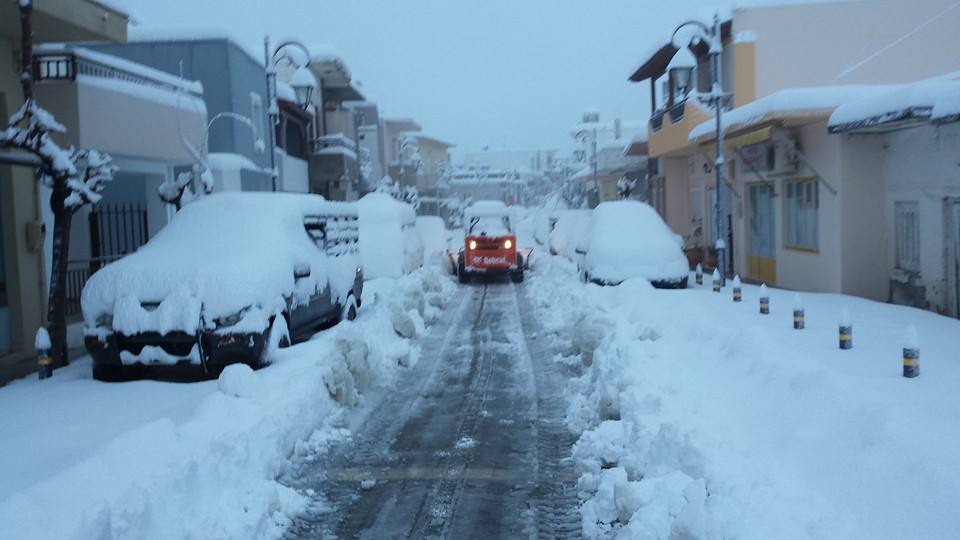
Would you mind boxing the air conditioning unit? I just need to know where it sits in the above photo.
[767,138,800,176]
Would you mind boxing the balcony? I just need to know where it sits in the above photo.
[32,44,207,165]
[309,134,359,200]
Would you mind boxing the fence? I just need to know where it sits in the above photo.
[64,203,149,318]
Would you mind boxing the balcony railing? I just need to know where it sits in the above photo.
[33,47,203,98]
[668,99,687,124]
[650,110,665,132]
[312,133,357,160]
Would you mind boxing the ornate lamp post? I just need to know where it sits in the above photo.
[264,37,317,192]
[669,13,732,284]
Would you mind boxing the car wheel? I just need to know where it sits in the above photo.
[342,293,359,322]
[93,364,130,382]
[511,270,524,283]
[261,313,290,367]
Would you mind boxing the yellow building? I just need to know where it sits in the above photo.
[0,1,127,379]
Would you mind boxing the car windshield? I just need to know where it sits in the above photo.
[468,216,511,236]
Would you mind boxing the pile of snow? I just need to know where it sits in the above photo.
[549,209,592,259]
[358,193,423,279]
[82,193,359,340]
[0,264,456,540]
[580,200,688,284]
[532,195,568,246]
[415,216,449,260]
[528,254,960,539]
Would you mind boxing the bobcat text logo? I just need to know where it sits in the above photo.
[473,255,507,266]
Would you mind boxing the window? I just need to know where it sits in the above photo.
[895,201,920,272]
[250,93,265,153]
[784,178,819,251]
[284,117,306,159]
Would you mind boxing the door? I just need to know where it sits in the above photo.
[747,183,777,284]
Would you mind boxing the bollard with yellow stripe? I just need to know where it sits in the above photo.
[792,294,804,330]
[903,324,919,378]
[839,308,852,350]
[711,268,721,293]
[35,327,53,380]
[695,263,703,286]
[732,275,742,302]
[759,283,769,314]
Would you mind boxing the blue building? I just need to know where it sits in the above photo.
[90,36,285,192]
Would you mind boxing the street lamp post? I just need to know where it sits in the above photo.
[352,109,366,190]
[669,13,731,285]
[264,37,317,192]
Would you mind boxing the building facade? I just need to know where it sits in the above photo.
[88,37,276,192]
[0,0,127,371]
[629,0,960,296]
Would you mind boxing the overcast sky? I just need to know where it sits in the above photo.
[117,0,802,157]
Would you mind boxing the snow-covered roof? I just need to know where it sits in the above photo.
[829,79,960,132]
[689,85,897,142]
[465,200,509,219]
[402,132,455,148]
[128,27,264,67]
[35,44,204,95]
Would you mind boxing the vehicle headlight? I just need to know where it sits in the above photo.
[96,313,113,328]
[503,239,513,249]
[214,308,247,328]
[468,240,477,250]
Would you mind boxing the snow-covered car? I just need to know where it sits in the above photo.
[574,200,688,288]
[549,209,592,259]
[358,193,423,279]
[81,193,364,380]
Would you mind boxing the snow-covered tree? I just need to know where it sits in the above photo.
[376,175,420,209]
[0,1,118,368]
[158,167,213,210]
[617,176,639,199]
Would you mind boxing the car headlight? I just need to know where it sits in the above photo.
[96,313,113,328]
[468,240,477,250]
[503,239,513,249]
[214,308,248,328]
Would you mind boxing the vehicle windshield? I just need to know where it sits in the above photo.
[468,216,512,236]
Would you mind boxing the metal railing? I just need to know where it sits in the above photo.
[65,255,122,318]
[33,51,202,97]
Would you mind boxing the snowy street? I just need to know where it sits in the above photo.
[282,281,581,539]
[3,1,960,539]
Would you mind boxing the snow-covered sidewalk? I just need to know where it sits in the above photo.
[528,254,960,539]
[0,266,454,540]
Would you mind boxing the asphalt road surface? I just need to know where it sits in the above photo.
[282,281,582,539]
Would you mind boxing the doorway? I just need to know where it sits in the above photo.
[747,183,777,284]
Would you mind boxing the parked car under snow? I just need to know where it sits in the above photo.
[81,193,364,380]
[549,209,592,259]
[574,200,688,288]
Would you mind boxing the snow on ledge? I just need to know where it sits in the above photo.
[829,79,960,131]
[689,85,896,142]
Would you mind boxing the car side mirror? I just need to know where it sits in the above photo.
[294,265,311,280]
